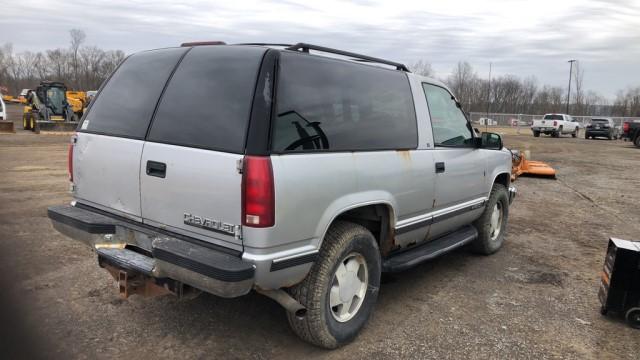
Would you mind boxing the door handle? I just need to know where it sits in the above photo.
[146,161,166,178]
[435,162,445,173]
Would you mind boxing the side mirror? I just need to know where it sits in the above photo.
[479,132,503,150]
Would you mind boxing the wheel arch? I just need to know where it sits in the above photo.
[318,200,397,256]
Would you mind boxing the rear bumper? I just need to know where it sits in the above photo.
[531,127,557,133]
[585,129,612,136]
[48,205,255,298]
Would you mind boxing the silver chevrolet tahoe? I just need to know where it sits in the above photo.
[48,42,516,349]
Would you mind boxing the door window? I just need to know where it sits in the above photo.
[422,83,473,146]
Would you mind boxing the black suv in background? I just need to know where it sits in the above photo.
[585,118,620,140]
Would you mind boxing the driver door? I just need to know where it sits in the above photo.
[422,83,486,240]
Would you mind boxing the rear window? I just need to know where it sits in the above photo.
[592,119,609,123]
[147,46,266,153]
[543,114,564,120]
[81,47,188,139]
[272,52,417,152]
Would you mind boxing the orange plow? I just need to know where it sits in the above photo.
[511,150,556,181]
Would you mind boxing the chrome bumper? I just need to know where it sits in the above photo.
[508,186,517,205]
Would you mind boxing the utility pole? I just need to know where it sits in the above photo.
[566,59,576,114]
[486,62,492,132]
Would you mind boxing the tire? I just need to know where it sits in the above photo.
[287,221,381,349]
[471,184,509,255]
[533,131,540,137]
[626,307,640,329]
[22,115,30,130]
[572,127,578,138]
[585,133,589,140]
[554,126,563,138]
[634,136,640,148]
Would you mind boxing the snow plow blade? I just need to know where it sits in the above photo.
[34,121,79,134]
[511,150,556,181]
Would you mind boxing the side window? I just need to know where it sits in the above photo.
[81,47,187,139]
[422,83,473,147]
[272,53,417,152]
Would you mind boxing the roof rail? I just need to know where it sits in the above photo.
[285,43,409,72]
[234,43,293,47]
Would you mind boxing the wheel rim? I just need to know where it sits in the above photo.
[489,202,503,241]
[329,252,368,323]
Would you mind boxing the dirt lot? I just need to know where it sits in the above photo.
[1,102,639,359]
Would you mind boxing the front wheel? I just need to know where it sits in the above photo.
[533,131,540,137]
[287,221,381,349]
[634,136,640,148]
[471,184,509,255]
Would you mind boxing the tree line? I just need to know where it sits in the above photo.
[0,29,124,95]
[409,60,640,117]
[1,31,638,118]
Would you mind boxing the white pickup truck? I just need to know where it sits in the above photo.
[531,113,580,138]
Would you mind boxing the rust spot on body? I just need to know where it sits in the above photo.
[396,150,412,164]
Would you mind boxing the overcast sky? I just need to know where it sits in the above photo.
[2,0,639,98]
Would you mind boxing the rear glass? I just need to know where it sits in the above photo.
[272,52,417,152]
[543,114,564,120]
[592,119,609,123]
[81,47,187,139]
[147,46,265,153]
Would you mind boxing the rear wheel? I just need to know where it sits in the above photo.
[287,221,381,349]
[634,136,640,148]
[585,133,589,139]
[572,127,578,138]
[471,184,509,255]
[626,308,640,329]
[533,131,540,137]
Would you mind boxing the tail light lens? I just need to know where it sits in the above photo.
[623,122,630,133]
[242,156,274,227]
[553,120,558,127]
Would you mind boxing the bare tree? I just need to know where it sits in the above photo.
[70,29,86,88]
[408,60,433,77]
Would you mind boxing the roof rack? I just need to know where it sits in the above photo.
[285,43,409,72]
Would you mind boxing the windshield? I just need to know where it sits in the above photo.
[543,114,564,120]
[45,87,66,115]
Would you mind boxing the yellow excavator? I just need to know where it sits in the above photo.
[23,81,79,132]
[66,91,87,119]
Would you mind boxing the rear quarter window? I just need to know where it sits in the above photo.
[80,47,188,139]
[272,52,417,152]
[146,46,266,153]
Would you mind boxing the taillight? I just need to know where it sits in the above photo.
[68,134,75,182]
[623,122,630,133]
[242,156,274,227]
[553,120,558,127]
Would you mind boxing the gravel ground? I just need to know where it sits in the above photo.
[1,103,639,359]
